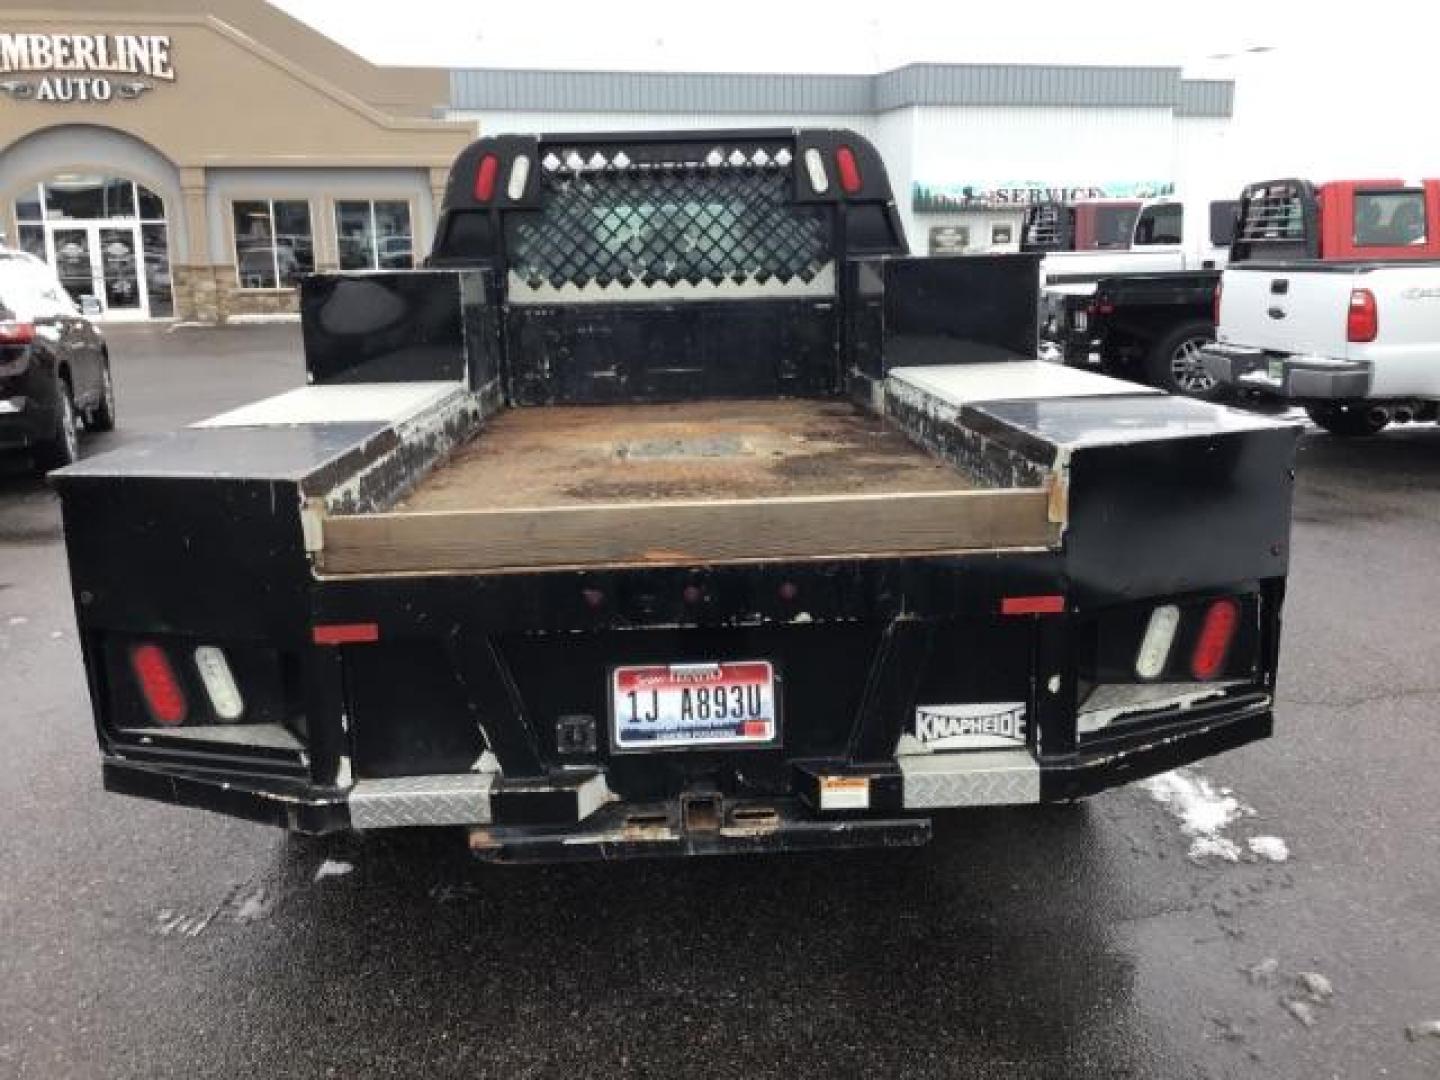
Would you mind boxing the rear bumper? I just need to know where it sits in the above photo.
[98,697,1272,860]
[1202,344,1371,400]
[0,397,50,449]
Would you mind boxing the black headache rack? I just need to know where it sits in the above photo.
[1021,202,1075,253]
[1229,178,1321,264]
[52,128,1301,861]
[426,129,909,404]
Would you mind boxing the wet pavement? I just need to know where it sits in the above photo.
[2,323,1437,1079]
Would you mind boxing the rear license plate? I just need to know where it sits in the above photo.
[611,661,778,751]
[1072,310,1088,331]
[1267,358,1285,382]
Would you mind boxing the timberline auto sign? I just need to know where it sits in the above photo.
[0,33,173,103]
[913,179,1174,212]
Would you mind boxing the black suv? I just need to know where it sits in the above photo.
[0,248,115,475]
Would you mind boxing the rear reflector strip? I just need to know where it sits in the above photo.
[1190,598,1240,680]
[1000,595,1066,616]
[313,623,380,646]
[129,643,187,726]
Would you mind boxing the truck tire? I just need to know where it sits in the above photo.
[1304,403,1391,437]
[1144,320,1223,400]
[33,377,80,475]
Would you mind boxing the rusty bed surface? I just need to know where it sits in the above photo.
[396,398,977,513]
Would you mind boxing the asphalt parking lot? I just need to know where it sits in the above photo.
[2,322,1438,1079]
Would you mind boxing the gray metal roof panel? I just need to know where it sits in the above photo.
[449,64,1231,116]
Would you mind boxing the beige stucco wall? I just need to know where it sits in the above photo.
[0,9,473,320]
[0,11,471,167]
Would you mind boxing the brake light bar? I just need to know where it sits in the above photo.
[1190,598,1240,680]
[1346,288,1378,342]
[129,643,187,726]
[0,321,36,345]
[473,153,499,203]
[835,145,862,194]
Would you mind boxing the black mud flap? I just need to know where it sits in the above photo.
[468,798,930,863]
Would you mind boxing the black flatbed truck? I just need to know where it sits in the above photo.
[54,130,1298,862]
[1041,270,1224,398]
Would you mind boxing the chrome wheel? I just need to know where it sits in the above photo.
[1170,337,1216,394]
[59,388,79,462]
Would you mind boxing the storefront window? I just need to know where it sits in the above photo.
[16,224,46,261]
[43,174,136,220]
[16,190,41,221]
[335,199,413,270]
[233,199,314,288]
[142,222,174,318]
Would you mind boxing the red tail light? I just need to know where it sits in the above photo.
[1190,598,1240,680]
[0,321,36,345]
[1213,279,1223,326]
[835,146,862,194]
[129,643,187,725]
[1346,288,1378,342]
[473,153,499,202]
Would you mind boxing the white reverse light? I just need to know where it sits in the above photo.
[507,155,531,200]
[1135,604,1180,680]
[803,148,830,194]
[194,646,244,720]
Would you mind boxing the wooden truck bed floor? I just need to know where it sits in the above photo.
[397,398,973,512]
[318,398,1056,577]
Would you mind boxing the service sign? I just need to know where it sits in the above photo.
[913,179,1174,212]
[0,32,174,104]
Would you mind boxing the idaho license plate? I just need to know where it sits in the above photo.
[611,661,778,751]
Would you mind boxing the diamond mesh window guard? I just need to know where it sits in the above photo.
[508,144,832,301]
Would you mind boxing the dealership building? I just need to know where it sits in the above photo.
[0,0,1232,322]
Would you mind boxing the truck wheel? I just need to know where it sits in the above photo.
[33,378,80,474]
[1304,403,1391,437]
[86,354,117,433]
[1145,320,1222,400]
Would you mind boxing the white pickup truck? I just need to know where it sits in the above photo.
[1203,177,1440,435]
[1036,195,1239,289]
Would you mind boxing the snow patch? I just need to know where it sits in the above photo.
[313,859,354,882]
[1248,835,1290,862]
[7,616,27,627]
[1142,769,1246,837]
[1189,837,1242,863]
